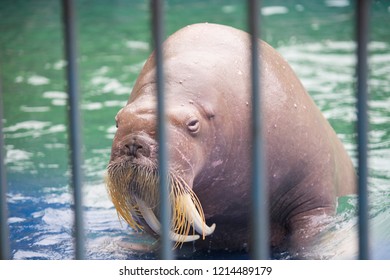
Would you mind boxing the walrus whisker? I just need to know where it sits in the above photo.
[105,160,215,247]
[169,173,216,240]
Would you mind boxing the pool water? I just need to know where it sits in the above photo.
[1,0,389,259]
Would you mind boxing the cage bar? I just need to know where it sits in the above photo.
[151,0,173,260]
[248,0,269,260]
[356,0,371,260]
[62,0,85,260]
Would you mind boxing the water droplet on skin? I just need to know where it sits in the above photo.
[274,124,277,128]
[294,103,297,108]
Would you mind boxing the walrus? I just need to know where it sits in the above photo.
[106,23,356,258]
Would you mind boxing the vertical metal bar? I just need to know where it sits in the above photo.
[151,0,173,260]
[356,0,370,260]
[248,0,269,259]
[0,67,11,260]
[62,0,85,260]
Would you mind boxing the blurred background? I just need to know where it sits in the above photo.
[0,0,389,259]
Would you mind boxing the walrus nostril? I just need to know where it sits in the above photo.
[124,143,143,157]
[124,136,152,158]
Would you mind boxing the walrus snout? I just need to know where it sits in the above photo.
[110,132,157,165]
[124,133,155,159]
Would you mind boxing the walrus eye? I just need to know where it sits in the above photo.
[187,118,200,134]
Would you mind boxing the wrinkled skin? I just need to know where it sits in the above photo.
[108,23,356,257]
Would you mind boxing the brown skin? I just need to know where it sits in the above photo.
[109,23,356,257]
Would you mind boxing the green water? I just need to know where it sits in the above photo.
[1,0,389,259]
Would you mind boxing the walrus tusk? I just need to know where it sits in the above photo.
[182,194,216,237]
[135,197,200,242]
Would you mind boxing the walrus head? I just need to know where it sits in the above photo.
[106,85,217,247]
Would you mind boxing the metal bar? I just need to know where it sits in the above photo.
[356,0,371,260]
[151,0,173,260]
[248,0,269,260]
[62,0,85,260]
[0,67,11,260]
